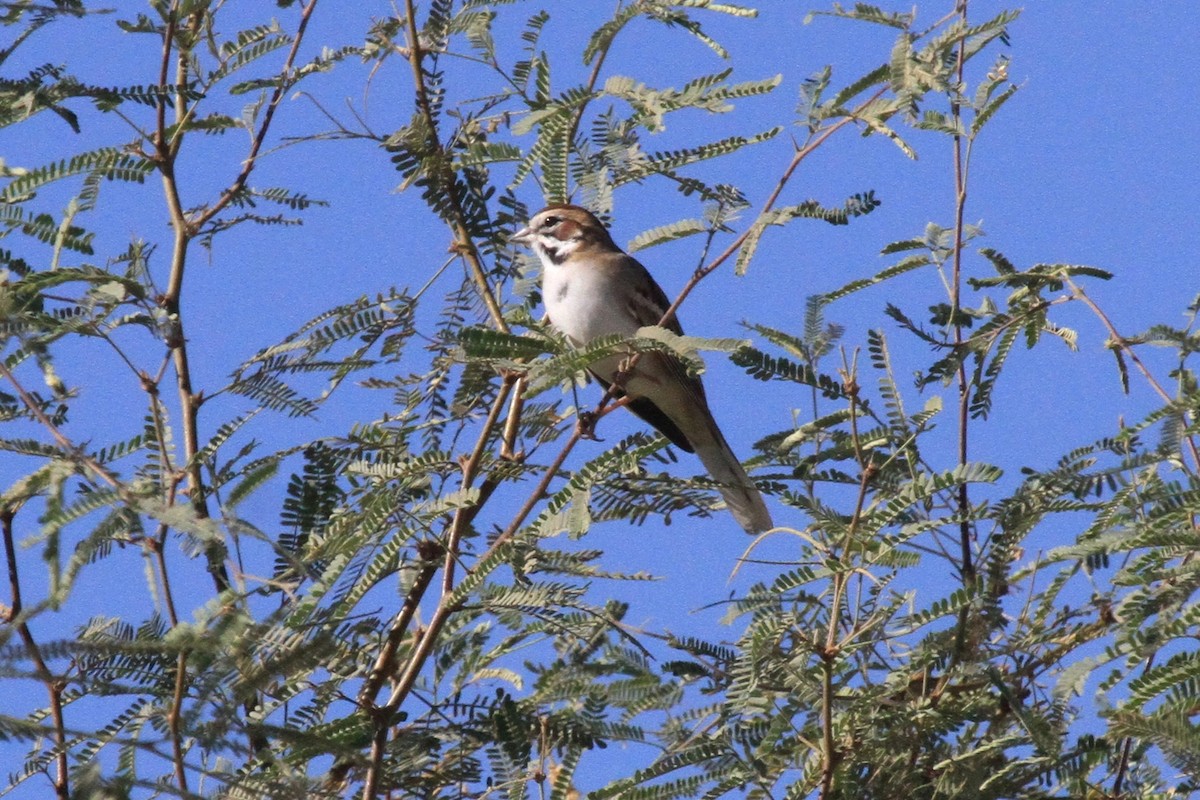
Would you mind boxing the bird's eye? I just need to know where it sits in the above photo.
[541,215,560,228]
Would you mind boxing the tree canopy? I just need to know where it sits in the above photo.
[1,2,1198,798]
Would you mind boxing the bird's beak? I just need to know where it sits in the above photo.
[510,226,533,245]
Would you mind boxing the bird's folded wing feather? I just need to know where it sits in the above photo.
[618,255,710,405]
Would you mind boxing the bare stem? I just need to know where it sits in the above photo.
[442,377,517,593]
[150,17,202,791]
[662,91,885,330]
[950,0,975,586]
[359,551,441,708]
[151,3,323,780]
[191,0,320,230]
[561,26,611,202]
[155,8,226,593]
[3,508,70,800]
[398,429,583,701]
[167,651,191,792]
[819,366,871,800]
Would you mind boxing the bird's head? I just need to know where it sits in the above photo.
[510,205,617,265]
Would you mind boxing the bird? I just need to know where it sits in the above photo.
[510,204,773,533]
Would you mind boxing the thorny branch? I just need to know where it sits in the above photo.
[357,5,523,791]
[155,1,319,590]
[1066,275,1200,797]
[1067,277,1200,472]
[0,359,123,492]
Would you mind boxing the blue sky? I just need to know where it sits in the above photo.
[2,1,1199,794]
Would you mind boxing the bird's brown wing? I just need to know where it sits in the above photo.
[622,257,684,334]
[598,254,710,451]
[621,254,710,398]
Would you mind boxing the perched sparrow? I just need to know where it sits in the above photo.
[511,204,772,533]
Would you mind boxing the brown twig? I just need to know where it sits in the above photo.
[358,422,582,797]
[355,5,545,792]
[359,550,441,707]
[3,508,70,800]
[1066,277,1199,796]
[155,8,225,593]
[663,93,884,330]
[442,377,517,593]
[950,0,975,587]
[191,0,320,230]
[167,650,191,793]
[500,375,527,460]
[1066,278,1200,472]
[158,0,318,517]
[560,21,612,204]
[0,359,123,491]
[354,372,514,716]
[396,428,580,706]
[403,0,508,332]
[589,90,885,422]
[151,13,204,791]
[819,364,872,800]
[149,3,323,783]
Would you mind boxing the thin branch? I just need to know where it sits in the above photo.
[167,651,191,793]
[442,376,517,593]
[560,19,612,202]
[500,375,527,460]
[157,2,320,595]
[155,7,231,596]
[153,4,325,780]
[385,426,582,704]
[819,362,871,800]
[191,0,320,230]
[361,715,390,800]
[358,548,441,708]
[950,0,975,586]
[155,480,184,628]
[3,508,70,800]
[402,0,508,332]
[662,97,882,328]
[1067,277,1200,472]
[153,7,177,158]
[593,89,885,417]
[356,361,520,794]
[0,358,123,491]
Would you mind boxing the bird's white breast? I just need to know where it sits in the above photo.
[541,260,638,345]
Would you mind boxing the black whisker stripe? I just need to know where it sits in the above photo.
[541,242,566,265]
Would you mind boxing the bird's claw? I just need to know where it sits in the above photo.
[611,364,633,391]
[576,411,603,442]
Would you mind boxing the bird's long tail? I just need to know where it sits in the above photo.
[692,426,772,534]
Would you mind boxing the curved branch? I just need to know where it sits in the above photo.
[403,0,508,332]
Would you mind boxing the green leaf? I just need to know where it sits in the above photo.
[627,218,706,253]
[459,327,553,360]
